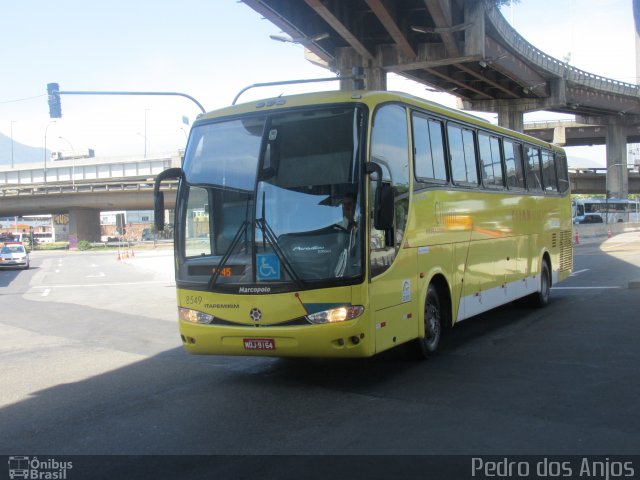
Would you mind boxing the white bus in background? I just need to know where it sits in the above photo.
[32,231,54,243]
[572,198,640,224]
[10,216,57,244]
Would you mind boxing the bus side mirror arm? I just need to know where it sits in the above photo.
[365,162,383,188]
[365,162,394,231]
[154,167,184,232]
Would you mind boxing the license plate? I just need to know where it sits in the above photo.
[243,338,276,350]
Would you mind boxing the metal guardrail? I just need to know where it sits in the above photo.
[570,167,640,174]
[486,6,639,97]
[524,120,588,129]
[0,179,178,197]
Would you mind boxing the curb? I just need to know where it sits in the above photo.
[629,279,640,289]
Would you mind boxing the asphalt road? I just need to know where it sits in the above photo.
[1,236,639,462]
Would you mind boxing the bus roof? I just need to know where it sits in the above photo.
[195,89,563,152]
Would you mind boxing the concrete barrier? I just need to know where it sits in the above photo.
[573,222,640,241]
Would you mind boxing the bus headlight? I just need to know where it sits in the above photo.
[306,306,364,324]
[179,307,215,324]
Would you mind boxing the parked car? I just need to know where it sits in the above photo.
[0,242,30,269]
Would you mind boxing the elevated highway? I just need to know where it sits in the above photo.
[245,0,639,120]
[0,179,177,216]
[244,0,640,198]
[524,120,640,147]
[570,168,640,195]
[0,153,181,243]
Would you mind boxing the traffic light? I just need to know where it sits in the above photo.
[47,83,62,118]
[116,213,125,235]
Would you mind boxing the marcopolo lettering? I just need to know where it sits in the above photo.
[239,286,271,294]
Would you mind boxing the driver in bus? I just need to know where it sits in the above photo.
[338,192,358,231]
[334,192,360,276]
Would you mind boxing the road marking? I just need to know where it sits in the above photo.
[41,288,51,297]
[86,272,106,278]
[570,268,590,276]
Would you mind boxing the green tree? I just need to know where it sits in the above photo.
[77,240,92,251]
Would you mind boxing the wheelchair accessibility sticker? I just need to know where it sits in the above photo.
[257,253,280,281]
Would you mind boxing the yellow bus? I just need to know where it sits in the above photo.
[154,90,572,358]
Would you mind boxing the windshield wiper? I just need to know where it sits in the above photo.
[256,216,305,289]
[207,220,250,289]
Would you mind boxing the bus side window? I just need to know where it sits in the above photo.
[524,145,543,192]
[577,204,585,216]
[478,132,504,189]
[370,104,410,277]
[541,150,558,192]
[412,114,447,183]
[555,152,570,194]
[184,186,212,258]
[503,140,526,190]
[447,123,478,186]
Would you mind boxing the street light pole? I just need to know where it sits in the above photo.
[137,133,150,158]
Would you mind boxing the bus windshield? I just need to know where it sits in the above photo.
[180,105,364,292]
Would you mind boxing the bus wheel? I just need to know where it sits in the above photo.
[414,284,442,358]
[530,260,551,308]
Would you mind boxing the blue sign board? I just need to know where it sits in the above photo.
[256,253,280,281]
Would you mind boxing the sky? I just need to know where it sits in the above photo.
[0,0,637,167]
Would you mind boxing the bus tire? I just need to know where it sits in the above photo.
[412,283,443,359]
[529,259,551,308]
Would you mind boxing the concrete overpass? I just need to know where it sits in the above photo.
[244,0,640,199]
[524,120,640,147]
[0,153,181,243]
[570,168,640,195]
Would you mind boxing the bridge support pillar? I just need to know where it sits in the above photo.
[497,105,524,133]
[68,207,101,248]
[552,126,566,146]
[606,118,629,199]
[334,47,387,91]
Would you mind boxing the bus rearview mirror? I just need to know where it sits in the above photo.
[154,167,184,232]
[154,191,165,231]
[374,183,394,231]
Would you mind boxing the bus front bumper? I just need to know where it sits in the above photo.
[179,319,374,358]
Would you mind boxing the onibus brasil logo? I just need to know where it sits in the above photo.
[8,456,73,479]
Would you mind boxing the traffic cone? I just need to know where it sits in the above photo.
[130,246,135,257]
[608,227,612,239]
[575,229,580,245]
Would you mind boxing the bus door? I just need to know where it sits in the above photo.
[368,105,417,353]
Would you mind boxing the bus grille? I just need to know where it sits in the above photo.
[559,230,573,272]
